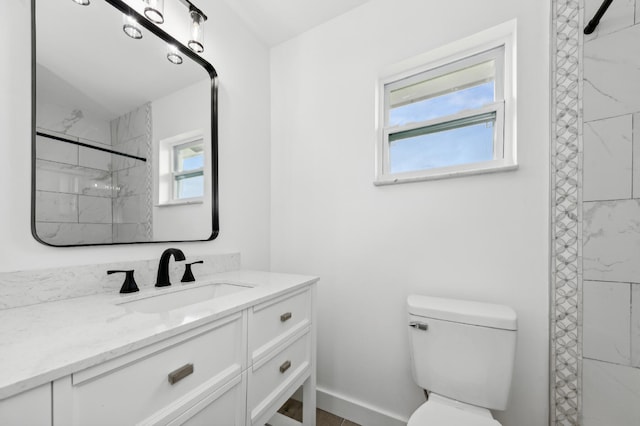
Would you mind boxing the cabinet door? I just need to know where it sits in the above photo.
[0,384,51,426]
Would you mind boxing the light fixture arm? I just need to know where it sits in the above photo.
[178,0,207,21]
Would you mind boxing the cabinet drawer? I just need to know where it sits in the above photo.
[168,372,246,426]
[249,288,311,363]
[248,330,311,425]
[68,313,244,425]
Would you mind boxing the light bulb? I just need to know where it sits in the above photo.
[143,0,164,24]
[167,45,183,65]
[122,14,143,39]
[188,9,204,53]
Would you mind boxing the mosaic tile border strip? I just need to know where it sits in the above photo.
[144,101,153,240]
[550,0,582,425]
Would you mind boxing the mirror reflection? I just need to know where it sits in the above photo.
[33,0,217,246]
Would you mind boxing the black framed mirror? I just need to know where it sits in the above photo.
[31,0,218,246]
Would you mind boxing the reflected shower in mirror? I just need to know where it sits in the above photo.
[32,0,218,246]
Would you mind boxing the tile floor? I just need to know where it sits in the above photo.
[278,398,361,426]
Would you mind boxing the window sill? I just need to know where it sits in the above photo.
[374,162,518,186]
[156,198,204,207]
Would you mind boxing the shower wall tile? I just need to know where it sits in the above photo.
[114,165,147,198]
[79,146,111,171]
[36,103,111,145]
[108,103,152,243]
[36,160,77,194]
[111,134,149,172]
[113,223,152,243]
[634,113,640,199]
[584,0,635,41]
[583,25,640,122]
[632,284,640,367]
[36,160,113,197]
[110,104,148,144]
[583,359,640,426]
[112,134,148,156]
[111,152,146,172]
[583,280,631,365]
[35,222,113,246]
[36,135,77,165]
[36,128,73,141]
[113,195,142,224]
[79,195,112,224]
[583,199,640,283]
[583,115,632,201]
[35,191,78,223]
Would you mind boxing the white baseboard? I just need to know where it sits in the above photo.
[316,386,408,426]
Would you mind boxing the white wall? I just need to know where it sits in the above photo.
[270,1,550,425]
[152,79,212,241]
[0,0,271,272]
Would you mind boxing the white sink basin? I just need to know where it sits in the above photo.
[117,283,252,313]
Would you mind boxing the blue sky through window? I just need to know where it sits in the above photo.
[177,175,204,199]
[389,121,494,173]
[181,155,204,171]
[389,82,494,127]
[388,81,495,173]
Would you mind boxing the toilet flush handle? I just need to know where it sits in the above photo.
[409,321,428,331]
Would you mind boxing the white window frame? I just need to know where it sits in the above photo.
[157,130,205,206]
[375,21,517,185]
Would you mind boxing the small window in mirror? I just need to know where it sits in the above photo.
[172,139,204,200]
[158,132,205,206]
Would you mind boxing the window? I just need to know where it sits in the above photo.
[157,131,205,206]
[172,139,204,200]
[376,27,516,185]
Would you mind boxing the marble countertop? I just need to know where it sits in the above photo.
[0,270,318,400]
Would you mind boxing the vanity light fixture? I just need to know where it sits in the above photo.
[166,45,183,64]
[143,0,165,24]
[118,0,209,56]
[71,0,90,5]
[187,6,206,53]
[122,14,143,39]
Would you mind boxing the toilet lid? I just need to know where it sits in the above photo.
[408,400,501,426]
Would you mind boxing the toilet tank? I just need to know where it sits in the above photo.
[407,295,517,411]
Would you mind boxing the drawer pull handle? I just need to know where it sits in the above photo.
[168,363,194,385]
[280,312,292,322]
[409,321,428,331]
[279,360,291,374]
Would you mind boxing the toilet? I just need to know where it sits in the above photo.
[406,295,517,425]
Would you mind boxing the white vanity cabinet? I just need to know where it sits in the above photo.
[0,281,316,426]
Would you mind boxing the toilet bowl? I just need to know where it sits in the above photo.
[407,394,501,426]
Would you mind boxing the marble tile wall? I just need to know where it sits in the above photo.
[35,101,153,245]
[110,104,153,243]
[36,102,111,145]
[35,132,115,245]
[0,253,241,310]
[580,2,640,424]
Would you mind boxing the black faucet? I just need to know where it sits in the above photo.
[155,248,186,287]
